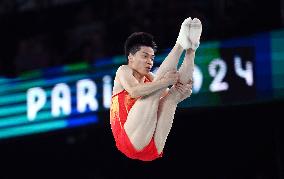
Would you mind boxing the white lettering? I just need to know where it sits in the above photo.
[103,75,112,109]
[27,87,46,121]
[209,58,229,92]
[234,56,253,86]
[76,79,98,113]
[192,65,203,93]
[51,83,71,117]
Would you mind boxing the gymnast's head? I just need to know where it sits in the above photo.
[124,32,157,75]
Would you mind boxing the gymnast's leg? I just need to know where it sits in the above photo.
[154,49,195,154]
[124,44,183,151]
[153,17,202,153]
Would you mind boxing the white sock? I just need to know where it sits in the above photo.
[189,18,202,50]
[176,17,192,50]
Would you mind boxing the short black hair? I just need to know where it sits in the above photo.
[124,32,157,62]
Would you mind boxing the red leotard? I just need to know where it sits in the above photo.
[110,78,163,161]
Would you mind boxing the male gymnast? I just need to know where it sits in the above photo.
[110,17,202,161]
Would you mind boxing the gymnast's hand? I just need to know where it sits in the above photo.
[160,70,179,86]
[174,79,193,101]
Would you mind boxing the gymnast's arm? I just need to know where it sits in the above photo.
[145,72,170,98]
[116,65,176,98]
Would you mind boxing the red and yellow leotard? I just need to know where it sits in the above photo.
[110,77,163,161]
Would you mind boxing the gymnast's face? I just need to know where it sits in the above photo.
[128,46,155,76]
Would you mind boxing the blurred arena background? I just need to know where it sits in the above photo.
[0,0,284,178]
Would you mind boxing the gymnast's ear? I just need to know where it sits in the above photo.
[128,54,134,63]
